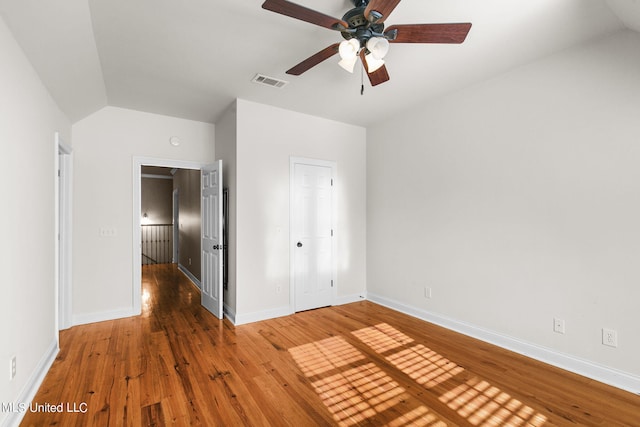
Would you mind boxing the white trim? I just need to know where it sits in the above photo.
[289,157,338,313]
[225,295,363,326]
[55,132,73,331]
[172,189,179,263]
[178,263,201,289]
[141,173,173,180]
[233,305,293,326]
[133,156,208,316]
[72,307,138,326]
[226,295,364,326]
[54,135,60,337]
[223,302,236,324]
[367,292,640,396]
[333,293,367,306]
[0,340,59,427]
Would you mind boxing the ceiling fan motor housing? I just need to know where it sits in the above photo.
[341,6,385,45]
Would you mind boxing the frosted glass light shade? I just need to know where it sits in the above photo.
[366,37,389,60]
[365,54,385,72]
[339,39,360,59]
[339,56,358,73]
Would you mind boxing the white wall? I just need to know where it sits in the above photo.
[0,15,70,426]
[367,30,640,388]
[71,107,214,323]
[234,99,367,323]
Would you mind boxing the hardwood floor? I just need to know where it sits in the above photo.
[22,264,640,426]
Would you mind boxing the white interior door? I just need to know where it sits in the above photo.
[201,160,223,319]
[292,160,335,312]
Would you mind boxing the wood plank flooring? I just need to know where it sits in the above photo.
[21,264,640,426]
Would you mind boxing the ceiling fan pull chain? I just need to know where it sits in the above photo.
[360,62,365,95]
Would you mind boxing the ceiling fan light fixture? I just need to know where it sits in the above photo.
[338,56,358,73]
[365,54,385,73]
[338,38,360,60]
[366,37,390,60]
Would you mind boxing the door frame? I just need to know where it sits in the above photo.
[132,157,207,314]
[289,157,338,312]
[56,132,73,331]
[172,188,179,263]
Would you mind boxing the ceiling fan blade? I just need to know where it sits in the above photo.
[387,23,472,44]
[367,65,390,86]
[359,50,391,86]
[364,0,400,23]
[286,43,340,76]
[364,0,402,23]
[262,0,349,31]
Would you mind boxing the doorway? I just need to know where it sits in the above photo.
[133,157,208,315]
[56,133,73,331]
[290,157,337,312]
[141,166,175,265]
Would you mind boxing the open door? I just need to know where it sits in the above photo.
[201,160,223,319]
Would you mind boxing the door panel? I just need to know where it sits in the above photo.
[293,162,334,312]
[201,160,223,318]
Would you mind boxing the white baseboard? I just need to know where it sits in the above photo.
[178,264,201,289]
[1,340,59,427]
[233,305,293,326]
[228,294,366,326]
[367,292,640,396]
[334,293,367,306]
[229,293,368,326]
[72,307,138,327]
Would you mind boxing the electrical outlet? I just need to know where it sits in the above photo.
[424,287,432,299]
[602,328,618,348]
[553,318,565,334]
[10,356,16,381]
[188,258,192,265]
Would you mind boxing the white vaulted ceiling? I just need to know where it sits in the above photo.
[0,0,637,126]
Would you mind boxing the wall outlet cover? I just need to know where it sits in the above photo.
[10,356,16,380]
[602,328,618,348]
[553,318,565,334]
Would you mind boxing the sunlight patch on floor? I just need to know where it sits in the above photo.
[289,335,365,377]
[386,405,448,427]
[388,344,465,388]
[439,377,547,426]
[290,323,548,426]
[313,362,404,425]
[352,322,415,353]
[289,335,447,426]
[352,323,548,427]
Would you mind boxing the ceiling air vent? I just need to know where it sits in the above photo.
[252,74,288,89]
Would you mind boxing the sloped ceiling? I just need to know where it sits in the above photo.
[0,0,637,126]
[607,0,640,32]
[0,0,106,122]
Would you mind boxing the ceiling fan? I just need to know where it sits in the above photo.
[262,0,472,87]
